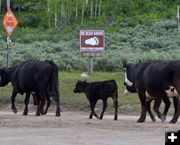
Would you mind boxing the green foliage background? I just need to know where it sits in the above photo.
[0,0,180,71]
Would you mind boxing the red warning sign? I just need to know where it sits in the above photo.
[3,8,18,37]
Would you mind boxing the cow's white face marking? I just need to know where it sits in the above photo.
[165,86,178,97]
[124,68,133,87]
[124,89,132,95]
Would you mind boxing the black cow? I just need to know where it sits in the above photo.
[0,60,60,116]
[73,80,118,120]
[123,61,170,122]
[124,60,179,123]
[142,60,179,123]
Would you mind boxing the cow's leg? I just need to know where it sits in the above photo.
[37,88,47,115]
[162,97,171,120]
[11,89,18,114]
[137,92,147,123]
[146,100,156,122]
[170,96,179,123]
[112,91,118,120]
[39,94,46,115]
[100,99,107,120]
[35,92,41,116]
[44,95,51,115]
[31,92,37,105]
[114,100,118,120]
[89,100,93,119]
[153,98,165,122]
[53,95,60,117]
[89,112,93,119]
[51,87,60,117]
[23,93,30,115]
[89,100,99,119]
[40,91,49,115]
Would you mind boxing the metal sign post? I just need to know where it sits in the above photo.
[88,56,93,75]
[177,5,179,32]
[3,0,18,67]
[80,30,105,75]
[6,36,12,67]
[6,0,10,9]
[6,0,10,67]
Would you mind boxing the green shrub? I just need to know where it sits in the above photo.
[0,19,180,70]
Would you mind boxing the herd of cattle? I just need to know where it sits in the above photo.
[0,60,179,124]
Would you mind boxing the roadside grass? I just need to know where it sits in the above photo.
[0,71,175,116]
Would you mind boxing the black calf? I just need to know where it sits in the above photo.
[73,80,118,120]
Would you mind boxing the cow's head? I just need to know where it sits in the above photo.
[123,62,137,94]
[0,68,9,87]
[73,80,88,93]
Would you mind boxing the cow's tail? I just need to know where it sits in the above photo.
[50,62,61,116]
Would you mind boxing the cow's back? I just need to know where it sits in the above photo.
[12,60,53,93]
[87,80,117,99]
[135,61,159,90]
[143,60,180,96]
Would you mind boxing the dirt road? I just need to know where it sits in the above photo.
[0,110,179,145]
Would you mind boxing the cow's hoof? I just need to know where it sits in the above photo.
[114,117,118,120]
[23,111,28,115]
[94,115,100,119]
[44,110,48,115]
[56,113,60,117]
[169,119,177,124]
[13,109,17,114]
[96,117,100,120]
[40,111,46,115]
[89,114,93,119]
[161,115,166,122]
[56,111,60,117]
[152,118,156,122]
[137,118,145,123]
[35,112,41,116]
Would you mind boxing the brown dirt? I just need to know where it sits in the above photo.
[0,109,179,145]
